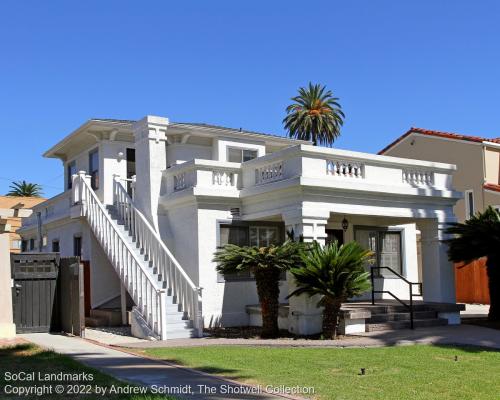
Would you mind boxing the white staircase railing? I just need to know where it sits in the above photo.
[72,172,168,339]
[113,176,203,336]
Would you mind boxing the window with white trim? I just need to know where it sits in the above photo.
[227,148,258,163]
[465,190,474,219]
[355,227,403,277]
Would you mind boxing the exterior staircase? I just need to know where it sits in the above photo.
[364,304,448,332]
[72,172,202,340]
[105,204,197,339]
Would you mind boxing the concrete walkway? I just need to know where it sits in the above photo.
[118,324,500,350]
[20,333,299,400]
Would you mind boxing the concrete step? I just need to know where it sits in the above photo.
[366,318,448,332]
[90,309,123,326]
[165,320,193,329]
[165,328,197,339]
[368,310,437,323]
[85,316,109,328]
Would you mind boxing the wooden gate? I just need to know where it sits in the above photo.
[455,258,490,304]
[11,253,60,333]
[11,254,85,335]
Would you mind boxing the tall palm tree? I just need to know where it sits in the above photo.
[283,82,345,146]
[288,241,372,339]
[446,206,500,321]
[7,180,43,197]
[213,241,305,338]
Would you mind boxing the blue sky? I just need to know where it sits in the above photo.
[1,1,499,197]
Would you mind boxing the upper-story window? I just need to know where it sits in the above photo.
[227,148,258,163]
[465,190,474,219]
[89,148,99,190]
[67,160,76,190]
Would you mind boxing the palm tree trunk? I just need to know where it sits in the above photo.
[254,268,282,338]
[322,297,344,339]
[486,255,500,321]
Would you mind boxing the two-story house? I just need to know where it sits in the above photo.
[380,127,499,304]
[19,116,462,340]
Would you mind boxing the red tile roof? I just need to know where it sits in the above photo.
[379,127,500,155]
[484,183,500,193]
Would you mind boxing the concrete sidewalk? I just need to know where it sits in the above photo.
[117,324,500,350]
[20,333,298,400]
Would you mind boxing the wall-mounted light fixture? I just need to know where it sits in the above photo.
[117,151,124,161]
[342,216,349,232]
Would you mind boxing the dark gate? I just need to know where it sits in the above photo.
[11,253,60,333]
[59,257,85,336]
[11,254,85,336]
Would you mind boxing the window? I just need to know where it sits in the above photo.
[73,236,82,257]
[355,227,402,276]
[11,239,22,250]
[52,240,60,253]
[21,240,28,252]
[218,223,282,281]
[89,148,99,190]
[29,238,35,251]
[227,148,258,163]
[465,190,474,219]
[67,160,76,190]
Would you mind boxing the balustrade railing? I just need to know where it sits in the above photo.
[255,161,283,184]
[402,169,434,186]
[113,178,203,336]
[326,160,364,178]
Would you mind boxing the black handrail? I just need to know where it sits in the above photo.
[370,266,423,329]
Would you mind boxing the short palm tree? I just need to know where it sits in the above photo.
[288,241,372,339]
[213,241,305,338]
[7,180,43,197]
[446,206,500,321]
[283,82,345,146]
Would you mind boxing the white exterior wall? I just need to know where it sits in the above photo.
[167,143,212,166]
[26,219,121,308]
[195,208,289,327]
[100,141,130,204]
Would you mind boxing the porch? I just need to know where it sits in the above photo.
[246,300,465,335]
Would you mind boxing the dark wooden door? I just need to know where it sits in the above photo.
[455,258,490,304]
[11,254,60,333]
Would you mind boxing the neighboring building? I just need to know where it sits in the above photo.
[380,127,498,303]
[379,127,500,222]
[19,116,462,340]
[0,196,45,253]
[0,205,34,338]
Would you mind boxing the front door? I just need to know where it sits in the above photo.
[326,229,344,246]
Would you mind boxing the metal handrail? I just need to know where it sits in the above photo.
[370,266,422,329]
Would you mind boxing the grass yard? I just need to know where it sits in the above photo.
[0,343,174,399]
[137,345,500,400]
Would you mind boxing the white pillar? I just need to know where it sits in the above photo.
[132,116,168,231]
[0,223,15,338]
[284,213,328,335]
[419,218,456,303]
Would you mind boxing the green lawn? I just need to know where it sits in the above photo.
[0,343,174,399]
[137,345,500,400]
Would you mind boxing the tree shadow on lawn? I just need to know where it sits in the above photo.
[356,324,500,353]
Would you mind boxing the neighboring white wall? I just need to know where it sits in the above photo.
[213,137,266,162]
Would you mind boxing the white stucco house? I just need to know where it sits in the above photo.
[19,116,463,340]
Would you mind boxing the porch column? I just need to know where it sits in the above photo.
[132,116,168,231]
[284,213,328,336]
[419,218,456,303]
[0,215,15,338]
